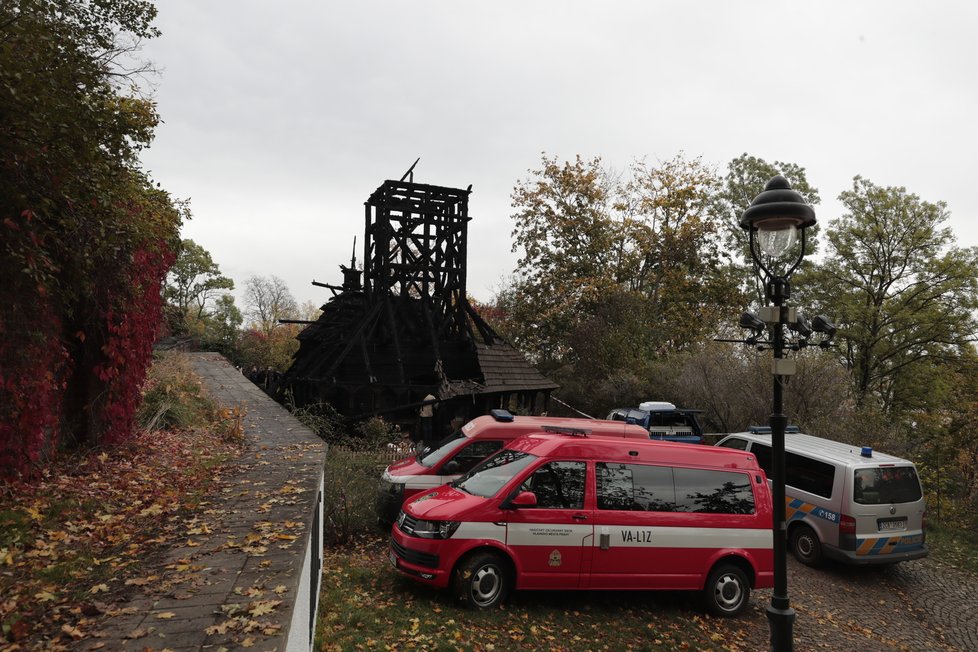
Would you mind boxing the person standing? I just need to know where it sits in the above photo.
[419,393,437,445]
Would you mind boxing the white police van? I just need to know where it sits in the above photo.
[716,427,927,566]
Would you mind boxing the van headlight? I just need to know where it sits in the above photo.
[412,520,461,539]
[383,480,405,495]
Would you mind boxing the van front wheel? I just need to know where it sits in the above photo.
[790,524,822,566]
[453,551,511,609]
[703,563,750,617]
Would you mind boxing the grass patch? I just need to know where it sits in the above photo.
[0,509,31,548]
[926,524,978,574]
[316,537,762,651]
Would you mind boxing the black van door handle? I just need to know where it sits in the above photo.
[572,513,588,521]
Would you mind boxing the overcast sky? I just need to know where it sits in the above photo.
[138,1,978,310]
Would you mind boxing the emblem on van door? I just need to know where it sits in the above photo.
[890,506,896,515]
[548,550,562,567]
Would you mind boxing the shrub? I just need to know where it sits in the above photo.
[137,353,218,432]
[323,448,388,546]
[284,396,345,442]
[353,417,402,449]
[286,396,402,450]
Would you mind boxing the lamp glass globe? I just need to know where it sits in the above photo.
[757,224,798,258]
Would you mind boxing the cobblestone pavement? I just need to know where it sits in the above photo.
[712,555,978,651]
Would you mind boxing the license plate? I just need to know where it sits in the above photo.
[879,518,906,532]
[388,548,398,568]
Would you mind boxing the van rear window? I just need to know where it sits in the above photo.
[853,466,922,505]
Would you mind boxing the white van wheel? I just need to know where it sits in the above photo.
[453,551,511,609]
[790,525,822,566]
[703,563,750,617]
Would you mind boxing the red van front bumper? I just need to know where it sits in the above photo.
[388,524,454,588]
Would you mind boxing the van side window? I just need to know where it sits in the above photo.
[596,463,676,511]
[718,437,750,451]
[447,440,504,474]
[750,444,834,499]
[519,461,586,509]
[785,451,835,499]
[751,443,773,475]
[674,468,755,514]
[597,464,753,514]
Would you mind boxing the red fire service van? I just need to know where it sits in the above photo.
[376,409,649,525]
[389,433,774,616]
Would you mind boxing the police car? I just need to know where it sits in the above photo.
[716,427,928,566]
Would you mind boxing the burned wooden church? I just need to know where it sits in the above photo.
[277,170,557,437]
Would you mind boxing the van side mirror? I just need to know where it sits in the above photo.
[508,491,537,508]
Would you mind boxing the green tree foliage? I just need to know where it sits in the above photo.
[914,351,978,524]
[0,0,182,476]
[164,238,234,325]
[201,294,244,359]
[803,177,978,415]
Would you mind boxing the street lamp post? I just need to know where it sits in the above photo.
[739,176,817,652]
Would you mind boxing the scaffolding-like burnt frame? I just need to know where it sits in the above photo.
[278,175,557,440]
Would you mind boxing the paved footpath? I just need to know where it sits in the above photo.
[711,555,978,651]
[73,352,326,652]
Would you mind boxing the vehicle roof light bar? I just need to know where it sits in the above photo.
[489,409,515,422]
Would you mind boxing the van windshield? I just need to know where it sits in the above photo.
[417,430,466,468]
[853,466,922,505]
[452,450,537,498]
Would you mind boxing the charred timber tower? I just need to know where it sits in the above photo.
[278,172,557,435]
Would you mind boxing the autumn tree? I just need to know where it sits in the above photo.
[502,153,747,414]
[619,155,743,352]
[914,350,978,525]
[235,276,301,374]
[506,154,743,362]
[236,324,302,374]
[1,0,182,475]
[803,177,978,416]
[506,154,624,363]
[164,238,234,328]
